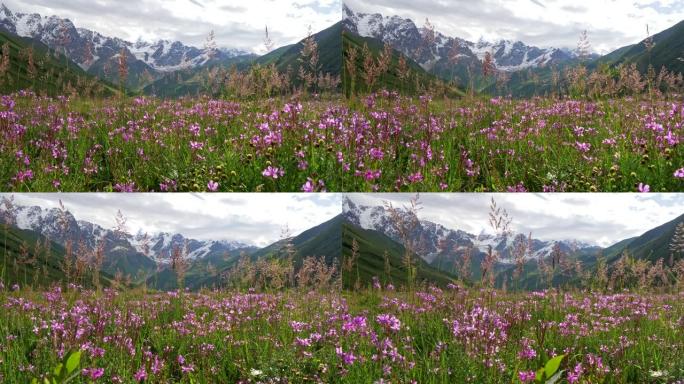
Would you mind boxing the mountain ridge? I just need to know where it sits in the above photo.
[342,196,599,267]
[0,3,256,88]
[7,203,255,274]
[343,4,582,74]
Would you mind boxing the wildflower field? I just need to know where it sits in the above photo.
[1,285,683,383]
[1,91,682,192]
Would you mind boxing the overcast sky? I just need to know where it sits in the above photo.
[347,193,684,247]
[3,193,683,249]
[2,0,342,53]
[345,0,684,54]
[3,193,342,247]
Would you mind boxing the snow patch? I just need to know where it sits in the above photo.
[187,242,213,259]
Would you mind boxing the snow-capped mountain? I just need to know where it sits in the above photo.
[7,203,253,266]
[0,3,251,73]
[342,196,599,265]
[343,4,578,72]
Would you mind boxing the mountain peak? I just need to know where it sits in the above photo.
[0,3,251,74]
[342,196,598,265]
[5,202,254,265]
[344,6,579,72]
[0,3,12,17]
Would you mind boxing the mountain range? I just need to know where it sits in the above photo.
[0,27,117,96]
[341,196,683,289]
[10,204,254,276]
[1,199,682,290]
[343,4,581,74]
[2,2,680,98]
[342,3,684,96]
[342,196,598,265]
[0,3,255,89]
[147,21,344,98]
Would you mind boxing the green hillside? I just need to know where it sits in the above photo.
[251,214,343,266]
[257,44,293,66]
[146,248,250,291]
[0,30,116,96]
[142,55,257,97]
[149,215,344,291]
[597,20,684,74]
[342,30,463,97]
[601,237,638,262]
[494,248,601,291]
[258,22,343,78]
[603,213,684,263]
[484,61,582,97]
[341,222,456,289]
[0,225,113,288]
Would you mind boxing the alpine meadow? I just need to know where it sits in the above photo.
[0,0,684,383]
[0,2,681,192]
[1,193,684,383]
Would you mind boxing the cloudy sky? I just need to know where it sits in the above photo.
[348,193,684,247]
[2,0,342,53]
[3,193,341,247]
[345,0,684,54]
[3,193,682,249]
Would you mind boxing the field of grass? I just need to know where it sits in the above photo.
[0,91,682,192]
[0,284,683,383]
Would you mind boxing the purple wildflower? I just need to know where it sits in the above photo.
[262,166,284,179]
[207,180,219,192]
[518,371,536,383]
[568,363,583,383]
[335,346,357,365]
[133,367,146,382]
[82,367,105,380]
[376,314,401,332]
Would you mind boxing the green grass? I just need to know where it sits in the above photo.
[0,91,682,192]
[0,286,682,383]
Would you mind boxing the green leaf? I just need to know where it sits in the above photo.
[545,370,564,384]
[65,350,82,374]
[544,355,565,378]
[535,367,545,382]
[53,363,63,378]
